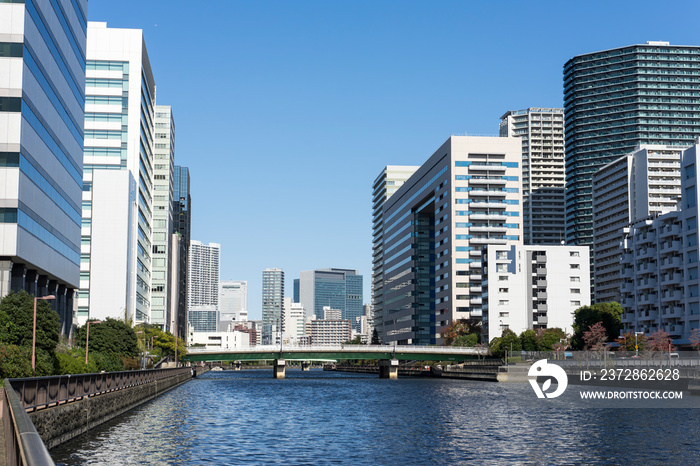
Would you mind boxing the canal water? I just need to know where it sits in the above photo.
[51,370,700,465]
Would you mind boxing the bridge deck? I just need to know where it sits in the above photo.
[183,344,488,362]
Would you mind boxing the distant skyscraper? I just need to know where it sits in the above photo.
[564,41,700,248]
[370,166,419,333]
[500,108,566,244]
[262,268,284,345]
[173,165,190,338]
[187,241,220,310]
[220,280,248,321]
[151,106,175,330]
[80,22,156,325]
[0,0,87,335]
[298,268,363,327]
[378,136,523,345]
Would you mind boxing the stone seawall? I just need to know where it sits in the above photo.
[29,370,197,450]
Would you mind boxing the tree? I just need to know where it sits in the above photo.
[691,329,700,354]
[344,335,362,345]
[646,330,675,352]
[76,318,139,358]
[0,290,60,354]
[537,328,567,351]
[489,329,521,358]
[371,328,380,345]
[583,322,608,351]
[442,319,481,346]
[453,333,479,347]
[520,329,538,351]
[571,302,623,350]
[616,331,647,352]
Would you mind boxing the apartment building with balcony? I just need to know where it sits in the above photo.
[378,136,522,345]
[482,244,590,342]
[619,141,700,343]
[593,145,683,303]
[500,108,566,244]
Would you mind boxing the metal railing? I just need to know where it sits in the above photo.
[9,367,193,412]
[186,344,488,355]
[3,382,55,466]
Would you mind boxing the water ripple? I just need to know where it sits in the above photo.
[51,370,700,465]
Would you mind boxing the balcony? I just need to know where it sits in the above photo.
[660,256,682,270]
[669,324,684,336]
[534,316,548,325]
[637,262,657,275]
[637,278,658,290]
[659,224,681,238]
[620,282,635,294]
[620,267,634,278]
[637,293,658,305]
[636,247,657,260]
[660,240,681,252]
[537,292,548,299]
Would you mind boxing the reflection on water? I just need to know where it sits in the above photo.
[51,370,700,465]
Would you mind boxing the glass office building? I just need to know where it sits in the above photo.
[0,0,87,335]
[298,268,363,329]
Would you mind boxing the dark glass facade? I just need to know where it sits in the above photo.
[564,43,700,247]
[173,165,190,339]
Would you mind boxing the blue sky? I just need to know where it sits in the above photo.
[87,0,700,320]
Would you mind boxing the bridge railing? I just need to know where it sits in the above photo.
[8,367,193,412]
[185,344,488,354]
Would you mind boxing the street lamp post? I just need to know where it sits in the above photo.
[32,294,56,375]
[85,320,103,365]
[635,331,644,357]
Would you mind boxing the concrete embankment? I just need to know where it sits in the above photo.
[329,364,501,381]
[26,367,208,450]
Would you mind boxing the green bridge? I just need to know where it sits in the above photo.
[183,344,489,379]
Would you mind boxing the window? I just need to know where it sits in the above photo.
[499,276,509,281]
[497,264,508,272]
[498,300,509,306]
[497,251,509,260]
[571,301,581,306]
[570,264,580,269]
[571,288,581,294]
[570,277,580,282]
[499,288,509,293]
[570,251,580,257]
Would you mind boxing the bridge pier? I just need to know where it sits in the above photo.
[379,359,399,379]
[273,359,286,379]
[301,361,311,371]
[233,361,241,371]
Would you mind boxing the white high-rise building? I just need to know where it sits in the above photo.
[500,108,566,244]
[378,136,523,345]
[0,0,87,335]
[282,297,305,345]
[79,22,156,325]
[219,280,248,321]
[187,241,220,311]
[482,244,590,342]
[371,166,419,334]
[619,140,700,343]
[151,105,175,330]
[593,145,683,303]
